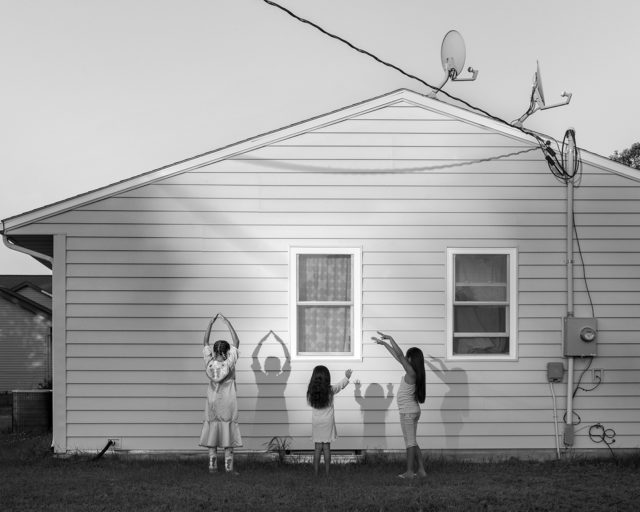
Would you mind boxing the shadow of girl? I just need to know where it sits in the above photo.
[354,381,394,449]
[251,331,291,437]
[426,356,469,449]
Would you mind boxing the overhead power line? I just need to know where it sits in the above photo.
[261,0,578,181]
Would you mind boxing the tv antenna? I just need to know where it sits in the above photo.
[428,30,478,98]
[512,61,572,127]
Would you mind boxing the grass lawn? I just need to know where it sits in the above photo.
[1,433,639,511]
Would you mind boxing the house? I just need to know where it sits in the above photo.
[2,89,639,456]
[0,276,52,392]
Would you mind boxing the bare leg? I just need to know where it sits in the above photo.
[415,445,427,477]
[399,446,416,478]
[313,443,322,476]
[323,443,331,476]
[208,447,217,472]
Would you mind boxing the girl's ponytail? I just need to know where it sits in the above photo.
[407,347,426,404]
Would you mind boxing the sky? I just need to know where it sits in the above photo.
[1,0,639,274]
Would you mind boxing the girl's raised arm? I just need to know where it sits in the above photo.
[218,314,240,348]
[203,314,219,347]
[372,332,416,380]
[371,332,401,362]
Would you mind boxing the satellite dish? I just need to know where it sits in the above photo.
[533,61,546,105]
[429,30,478,98]
[512,61,572,127]
[441,30,466,78]
[562,128,579,178]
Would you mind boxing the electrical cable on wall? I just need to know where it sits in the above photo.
[562,356,603,425]
[573,213,596,318]
[572,357,602,396]
[278,145,541,175]
[560,355,615,457]
[588,423,616,459]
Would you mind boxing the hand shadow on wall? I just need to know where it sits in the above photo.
[354,381,394,449]
[426,356,469,450]
[251,331,291,437]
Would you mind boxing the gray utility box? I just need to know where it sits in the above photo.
[563,317,598,357]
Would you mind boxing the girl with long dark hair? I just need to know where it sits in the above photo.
[306,365,352,475]
[372,331,426,478]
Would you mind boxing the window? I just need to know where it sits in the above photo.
[446,248,517,360]
[290,248,362,361]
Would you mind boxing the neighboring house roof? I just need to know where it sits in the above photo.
[10,281,52,310]
[2,88,639,234]
[0,275,52,294]
[0,287,51,318]
[11,281,51,297]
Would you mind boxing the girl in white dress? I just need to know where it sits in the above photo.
[306,365,352,476]
[199,314,242,473]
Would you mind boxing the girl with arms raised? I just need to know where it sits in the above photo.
[372,331,426,478]
[200,313,242,474]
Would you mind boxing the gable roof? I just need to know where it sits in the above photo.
[2,88,639,232]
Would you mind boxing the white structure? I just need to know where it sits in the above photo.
[2,89,639,456]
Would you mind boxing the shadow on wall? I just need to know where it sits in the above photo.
[251,331,291,438]
[354,381,394,449]
[426,356,469,450]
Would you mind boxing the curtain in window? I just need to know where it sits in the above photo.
[298,255,351,353]
[455,254,507,301]
[454,254,509,354]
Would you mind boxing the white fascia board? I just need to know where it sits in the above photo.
[578,148,640,182]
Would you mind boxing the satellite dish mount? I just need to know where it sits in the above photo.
[512,61,572,127]
[429,30,478,98]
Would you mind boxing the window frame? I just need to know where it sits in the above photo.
[446,247,518,361]
[289,247,362,362]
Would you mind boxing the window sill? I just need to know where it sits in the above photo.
[291,354,363,363]
[446,354,518,362]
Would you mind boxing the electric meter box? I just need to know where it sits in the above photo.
[563,317,598,357]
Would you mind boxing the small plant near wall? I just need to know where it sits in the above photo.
[265,436,292,463]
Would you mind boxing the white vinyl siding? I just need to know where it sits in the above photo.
[446,248,518,361]
[6,95,640,455]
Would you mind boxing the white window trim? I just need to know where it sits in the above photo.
[446,248,518,361]
[289,247,362,362]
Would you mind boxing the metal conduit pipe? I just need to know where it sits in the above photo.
[564,179,575,446]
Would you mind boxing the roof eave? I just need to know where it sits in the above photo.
[2,89,540,231]
[3,88,637,230]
